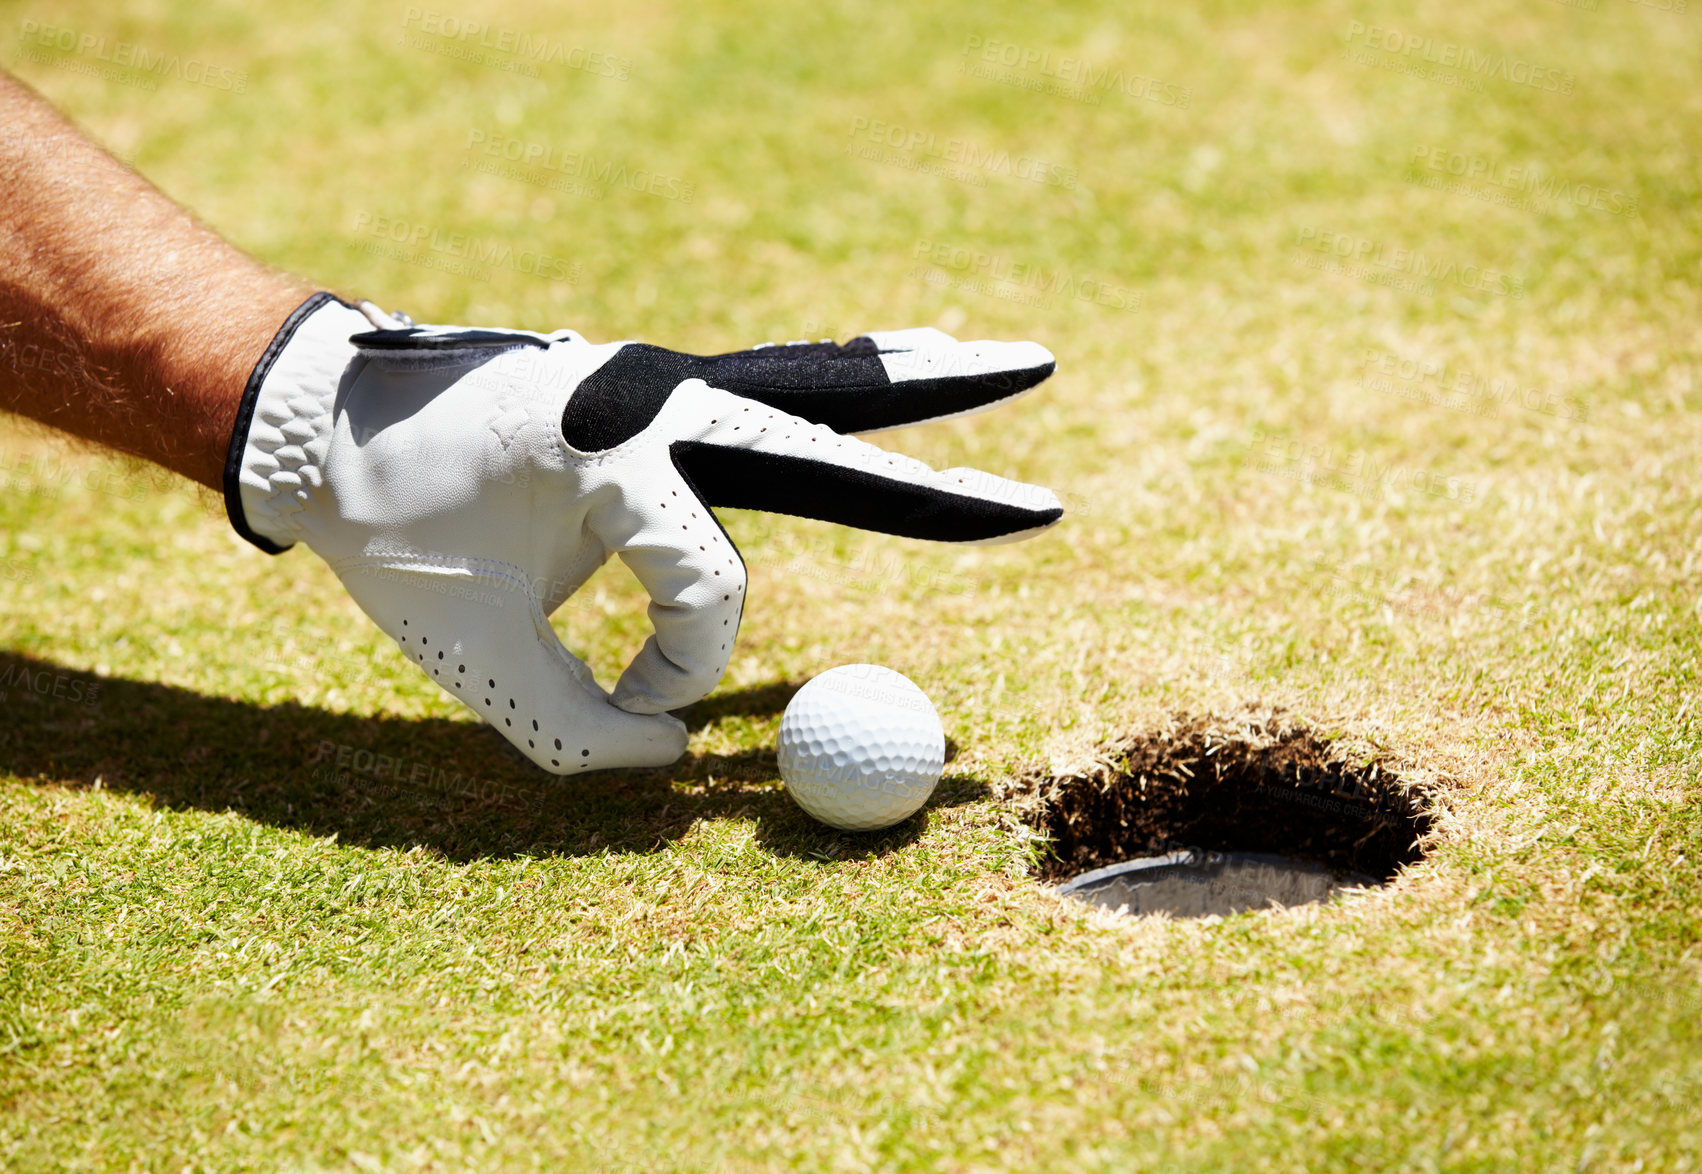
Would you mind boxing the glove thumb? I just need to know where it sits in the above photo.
[331,555,689,772]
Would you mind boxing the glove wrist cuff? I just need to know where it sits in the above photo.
[223,292,370,553]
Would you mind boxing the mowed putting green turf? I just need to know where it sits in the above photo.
[3,0,1701,1169]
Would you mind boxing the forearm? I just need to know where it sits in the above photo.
[0,71,310,490]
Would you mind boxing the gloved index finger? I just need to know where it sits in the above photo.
[584,459,749,717]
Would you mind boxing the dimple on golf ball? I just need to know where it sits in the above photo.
[778,664,946,832]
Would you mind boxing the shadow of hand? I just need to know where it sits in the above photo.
[0,651,984,864]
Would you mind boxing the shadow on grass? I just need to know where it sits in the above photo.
[0,651,984,864]
[677,679,800,732]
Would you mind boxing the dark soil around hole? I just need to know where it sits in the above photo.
[1009,711,1436,885]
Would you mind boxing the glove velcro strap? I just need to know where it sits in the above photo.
[350,326,552,371]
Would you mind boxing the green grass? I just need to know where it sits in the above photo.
[3,0,1701,1168]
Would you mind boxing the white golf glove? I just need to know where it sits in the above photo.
[224,293,1062,773]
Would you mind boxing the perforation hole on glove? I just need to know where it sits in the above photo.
[395,614,607,771]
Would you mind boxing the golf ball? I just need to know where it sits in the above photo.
[778,665,946,831]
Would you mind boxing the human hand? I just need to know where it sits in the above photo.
[226,295,1062,773]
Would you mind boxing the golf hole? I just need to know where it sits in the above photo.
[1010,711,1436,919]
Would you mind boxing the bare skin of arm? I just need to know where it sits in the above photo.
[0,71,310,490]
